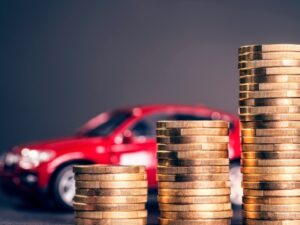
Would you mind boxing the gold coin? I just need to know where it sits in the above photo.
[157,143,228,151]
[159,218,231,225]
[240,90,300,99]
[240,114,300,121]
[73,165,145,174]
[243,211,300,220]
[75,218,147,225]
[75,173,146,181]
[157,150,228,159]
[157,165,229,174]
[157,120,228,128]
[157,136,229,144]
[240,83,300,91]
[242,136,300,144]
[240,98,300,107]
[157,174,229,182]
[242,182,300,190]
[158,188,230,196]
[240,75,300,84]
[158,195,230,204]
[239,52,300,61]
[75,180,148,189]
[159,203,231,212]
[243,174,300,182]
[160,211,232,219]
[242,151,300,159]
[243,189,300,197]
[239,44,300,54]
[159,181,230,189]
[240,106,300,115]
[243,219,300,225]
[73,203,145,211]
[75,210,147,219]
[242,166,300,174]
[242,159,300,166]
[239,60,300,69]
[240,67,300,76]
[156,128,228,136]
[242,143,300,151]
[243,196,300,205]
[241,121,300,128]
[158,158,229,166]
[241,128,300,136]
[76,188,147,196]
[73,195,147,204]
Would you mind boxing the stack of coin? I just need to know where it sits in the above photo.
[73,165,148,225]
[239,44,300,224]
[156,120,232,225]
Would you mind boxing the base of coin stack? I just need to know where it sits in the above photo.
[73,165,148,225]
[239,44,300,225]
[156,120,233,225]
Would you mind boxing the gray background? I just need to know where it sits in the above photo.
[1,0,300,151]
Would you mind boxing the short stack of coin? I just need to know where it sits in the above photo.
[239,44,300,224]
[73,165,148,225]
[156,120,232,225]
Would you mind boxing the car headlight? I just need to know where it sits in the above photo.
[19,148,55,169]
[4,152,20,166]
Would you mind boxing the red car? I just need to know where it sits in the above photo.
[0,105,242,209]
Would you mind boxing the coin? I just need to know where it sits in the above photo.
[241,128,300,136]
[240,83,300,91]
[242,166,300,174]
[239,52,300,61]
[240,98,300,107]
[73,195,147,204]
[75,210,147,219]
[157,136,229,144]
[157,174,229,182]
[160,211,232,219]
[75,180,148,189]
[157,150,228,159]
[243,189,300,197]
[158,195,230,204]
[159,218,231,225]
[243,219,300,225]
[240,67,300,76]
[240,106,300,114]
[73,203,145,211]
[157,166,229,174]
[243,211,300,220]
[75,218,147,225]
[159,203,231,212]
[240,90,300,99]
[243,174,300,182]
[156,128,228,136]
[243,196,300,205]
[242,144,300,151]
[244,204,300,212]
[240,75,300,84]
[242,151,300,159]
[75,173,146,181]
[239,44,300,54]
[159,181,230,189]
[239,60,300,69]
[242,136,300,144]
[241,121,300,128]
[157,143,228,151]
[76,188,147,196]
[240,114,300,121]
[158,188,230,196]
[73,165,145,174]
[242,159,300,166]
[157,121,229,128]
[158,158,229,166]
[242,182,300,190]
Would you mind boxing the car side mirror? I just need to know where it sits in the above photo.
[122,130,134,144]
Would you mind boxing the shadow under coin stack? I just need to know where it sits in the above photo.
[156,120,233,225]
[73,165,148,225]
[239,44,300,225]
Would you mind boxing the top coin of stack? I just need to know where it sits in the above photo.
[73,165,148,225]
[239,44,300,225]
[156,120,232,225]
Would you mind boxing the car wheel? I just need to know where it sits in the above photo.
[230,160,243,206]
[52,164,76,210]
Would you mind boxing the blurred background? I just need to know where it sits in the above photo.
[1,0,300,152]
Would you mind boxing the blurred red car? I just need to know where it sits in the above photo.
[0,105,241,209]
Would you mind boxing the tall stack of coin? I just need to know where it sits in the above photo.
[239,44,300,224]
[156,120,232,225]
[73,165,148,225]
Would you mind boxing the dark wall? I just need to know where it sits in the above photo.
[1,0,300,151]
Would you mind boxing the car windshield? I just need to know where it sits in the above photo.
[81,111,132,137]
